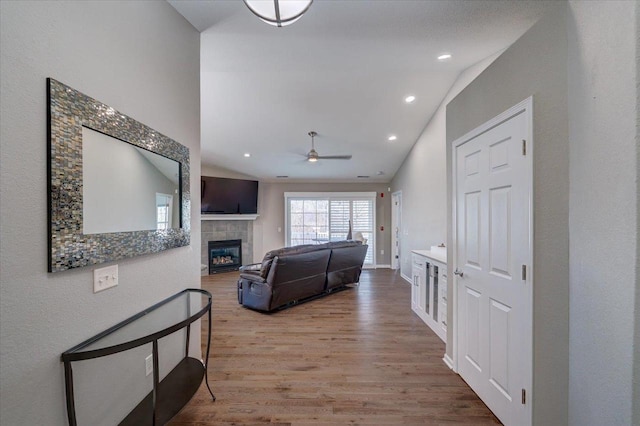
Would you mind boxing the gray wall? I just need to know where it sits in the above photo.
[446,4,569,424]
[636,3,640,420]
[0,1,200,425]
[390,53,499,279]
[567,2,638,425]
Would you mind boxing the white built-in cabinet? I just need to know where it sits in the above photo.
[411,249,447,342]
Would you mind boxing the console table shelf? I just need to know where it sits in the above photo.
[61,288,215,426]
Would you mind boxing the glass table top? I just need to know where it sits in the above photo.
[62,289,211,360]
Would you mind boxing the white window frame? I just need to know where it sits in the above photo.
[156,193,173,230]
[284,192,377,267]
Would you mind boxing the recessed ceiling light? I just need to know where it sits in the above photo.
[243,153,251,157]
[388,135,397,142]
[404,95,416,103]
[437,53,452,61]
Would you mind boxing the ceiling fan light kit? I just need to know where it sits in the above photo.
[243,0,313,28]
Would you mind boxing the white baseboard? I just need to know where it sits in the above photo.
[376,264,391,269]
[401,273,411,283]
[443,354,455,371]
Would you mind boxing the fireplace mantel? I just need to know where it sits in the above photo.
[201,214,259,221]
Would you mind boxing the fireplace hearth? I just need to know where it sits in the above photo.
[208,239,242,274]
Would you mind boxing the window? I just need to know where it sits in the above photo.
[156,193,173,230]
[285,192,376,266]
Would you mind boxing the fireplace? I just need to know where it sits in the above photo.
[208,239,242,274]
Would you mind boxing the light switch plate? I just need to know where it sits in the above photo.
[93,264,118,293]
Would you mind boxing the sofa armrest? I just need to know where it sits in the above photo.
[240,271,266,282]
[239,263,261,272]
[238,273,271,311]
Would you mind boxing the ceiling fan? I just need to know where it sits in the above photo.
[306,131,352,162]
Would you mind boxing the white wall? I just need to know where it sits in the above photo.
[446,4,569,424]
[0,1,200,425]
[567,2,638,425]
[390,53,500,279]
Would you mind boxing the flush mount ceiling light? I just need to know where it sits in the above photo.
[437,53,452,61]
[404,95,416,103]
[388,135,397,142]
[244,153,251,157]
[243,0,313,27]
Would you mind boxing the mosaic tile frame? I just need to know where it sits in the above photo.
[47,78,190,272]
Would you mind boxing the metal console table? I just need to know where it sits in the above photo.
[61,288,215,425]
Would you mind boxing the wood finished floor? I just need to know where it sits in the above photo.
[170,269,500,425]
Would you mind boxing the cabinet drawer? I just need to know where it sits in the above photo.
[412,253,426,266]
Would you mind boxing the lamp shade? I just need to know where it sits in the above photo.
[243,0,313,27]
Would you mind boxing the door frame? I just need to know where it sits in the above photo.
[391,191,402,270]
[450,97,533,423]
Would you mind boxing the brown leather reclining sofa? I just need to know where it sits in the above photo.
[237,241,368,312]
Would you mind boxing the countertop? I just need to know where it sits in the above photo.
[412,249,447,264]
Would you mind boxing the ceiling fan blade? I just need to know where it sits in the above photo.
[317,155,352,160]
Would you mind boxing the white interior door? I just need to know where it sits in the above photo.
[454,100,532,426]
[391,191,402,270]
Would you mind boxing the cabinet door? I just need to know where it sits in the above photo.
[411,255,420,309]
[440,274,448,332]
[411,272,418,308]
[431,264,439,322]
[412,254,426,317]
[416,262,426,313]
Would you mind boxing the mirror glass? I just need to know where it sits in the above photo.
[82,127,181,234]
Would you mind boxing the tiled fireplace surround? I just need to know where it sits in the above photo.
[201,220,253,275]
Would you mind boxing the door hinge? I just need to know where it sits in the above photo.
[521,389,526,404]
[521,265,527,281]
[522,139,527,156]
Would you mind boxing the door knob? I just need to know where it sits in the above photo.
[454,269,464,277]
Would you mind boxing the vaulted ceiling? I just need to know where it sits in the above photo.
[169,0,555,182]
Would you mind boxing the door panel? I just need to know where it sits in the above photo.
[455,106,531,426]
[489,298,511,399]
[464,287,482,370]
[489,186,512,277]
[464,191,481,268]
